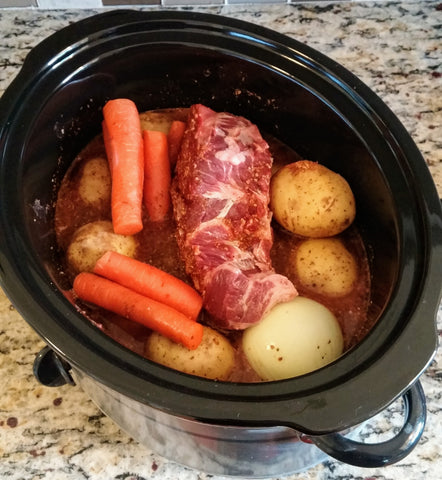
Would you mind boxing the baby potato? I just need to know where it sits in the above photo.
[293,238,358,297]
[270,160,356,237]
[139,108,188,133]
[78,156,111,206]
[243,297,344,380]
[145,326,235,381]
[67,220,138,273]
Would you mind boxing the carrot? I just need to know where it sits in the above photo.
[93,251,203,321]
[102,98,144,236]
[143,129,171,222]
[73,272,203,350]
[167,120,186,167]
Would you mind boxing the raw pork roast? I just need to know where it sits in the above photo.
[171,104,297,329]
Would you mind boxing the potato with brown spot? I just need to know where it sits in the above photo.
[67,220,138,274]
[270,160,356,237]
[145,325,235,380]
[293,238,358,297]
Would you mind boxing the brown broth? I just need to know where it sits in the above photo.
[54,118,371,382]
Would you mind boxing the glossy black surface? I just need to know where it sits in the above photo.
[1,10,441,434]
[33,345,75,387]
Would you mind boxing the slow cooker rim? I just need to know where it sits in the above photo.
[0,9,441,433]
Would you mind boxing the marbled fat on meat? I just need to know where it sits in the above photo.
[171,104,297,329]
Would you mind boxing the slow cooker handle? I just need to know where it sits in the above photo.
[311,381,426,467]
[33,345,75,387]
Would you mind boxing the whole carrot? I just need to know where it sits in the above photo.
[93,251,203,321]
[143,129,171,222]
[102,98,144,235]
[167,120,186,167]
[73,272,203,350]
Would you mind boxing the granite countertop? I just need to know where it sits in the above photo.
[0,2,441,479]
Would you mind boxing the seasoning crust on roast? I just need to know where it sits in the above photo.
[171,104,298,330]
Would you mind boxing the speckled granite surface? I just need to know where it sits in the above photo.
[0,2,441,479]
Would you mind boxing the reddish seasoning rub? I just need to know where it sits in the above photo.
[171,104,297,330]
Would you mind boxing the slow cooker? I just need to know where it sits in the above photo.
[0,10,441,477]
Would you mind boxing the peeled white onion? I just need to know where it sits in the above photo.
[242,296,344,380]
